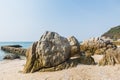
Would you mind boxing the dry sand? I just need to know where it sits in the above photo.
[0,55,120,80]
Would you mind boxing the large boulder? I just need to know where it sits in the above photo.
[80,37,116,56]
[67,36,80,57]
[99,48,120,66]
[24,31,71,73]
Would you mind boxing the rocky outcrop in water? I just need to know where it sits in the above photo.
[3,54,20,60]
[1,45,27,56]
[80,37,117,56]
[23,31,95,73]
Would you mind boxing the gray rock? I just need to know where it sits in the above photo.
[1,45,27,56]
[3,54,20,60]
[67,36,80,57]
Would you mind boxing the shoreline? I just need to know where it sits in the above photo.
[0,55,120,80]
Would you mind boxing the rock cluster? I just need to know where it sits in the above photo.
[80,37,117,56]
[23,31,95,73]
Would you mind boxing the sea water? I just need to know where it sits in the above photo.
[0,42,33,61]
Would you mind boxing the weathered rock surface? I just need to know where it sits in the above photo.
[23,31,95,73]
[3,54,20,60]
[67,36,80,57]
[80,37,117,56]
[99,48,120,66]
[1,45,27,56]
[39,56,95,72]
[24,31,71,73]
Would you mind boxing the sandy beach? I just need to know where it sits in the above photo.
[0,55,120,80]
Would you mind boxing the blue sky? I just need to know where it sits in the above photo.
[0,0,120,41]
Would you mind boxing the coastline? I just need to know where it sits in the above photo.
[0,41,120,80]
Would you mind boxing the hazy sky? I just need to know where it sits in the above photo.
[0,0,120,41]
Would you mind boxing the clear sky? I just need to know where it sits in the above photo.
[0,0,120,41]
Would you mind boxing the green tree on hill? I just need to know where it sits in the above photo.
[102,25,120,40]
